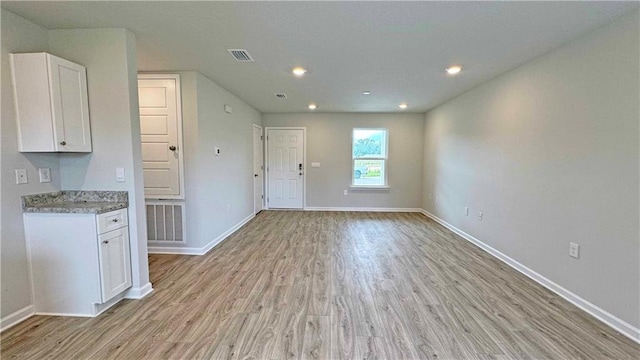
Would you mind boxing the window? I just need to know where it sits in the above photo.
[352,128,388,187]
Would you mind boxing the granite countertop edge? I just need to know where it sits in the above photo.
[22,191,129,214]
[22,202,128,214]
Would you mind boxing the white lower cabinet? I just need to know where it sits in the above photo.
[98,227,132,302]
[24,208,132,316]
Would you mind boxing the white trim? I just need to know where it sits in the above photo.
[0,305,35,332]
[35,312,94,318]
[201,213,254,254]
[253,124,264,215]
[305,207,422,212]
[148,213,255,255]
[138,73,186,200]
[124,282,154,299]
[264,127,307,210]
[420,209,640,344]
[349,186,391,191]
[147,246,203,255]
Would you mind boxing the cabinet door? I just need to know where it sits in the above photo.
[48,54,92,152]
[98,227,132,302]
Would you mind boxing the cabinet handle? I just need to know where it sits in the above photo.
[60,141,67,146]
[112,219,119,223]
[169,145,176,151]
[102,240,109,244]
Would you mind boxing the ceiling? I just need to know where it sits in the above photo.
[2,1,637,113]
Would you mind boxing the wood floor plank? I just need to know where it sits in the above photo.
[301,315,330,360]
[2,211,638,359]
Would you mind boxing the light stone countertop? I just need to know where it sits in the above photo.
[22,191,128,214]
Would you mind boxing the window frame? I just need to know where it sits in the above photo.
[350,128,390,190]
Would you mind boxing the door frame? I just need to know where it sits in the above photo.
[253,124,264,214]
[264,127,307,210]
[138,73,185,200]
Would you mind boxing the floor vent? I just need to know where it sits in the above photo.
[227,49,254,62]
[146,201,185,243]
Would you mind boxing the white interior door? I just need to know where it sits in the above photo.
[253,125,264,214]
[138,75,183,198]
[267,128,304,209]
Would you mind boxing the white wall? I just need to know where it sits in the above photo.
[48,28,151,295]
[422,11,639,329]
[0,9,61,320]
[151,71,262,250]
[263,113,424,209]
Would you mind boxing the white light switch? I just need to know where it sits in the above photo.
[38,168,51,183]
[311,162,320,168]
[224,104,232,113]
[569,243,580,259]
[15,169,27,184]
[116,168,125,182]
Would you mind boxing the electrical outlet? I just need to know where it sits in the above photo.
[343,189,348,196]
[465,207,469,216]
[38,168,51,183]
[477,211,483,221]
[15,169,27,184]
[569,243,580,259]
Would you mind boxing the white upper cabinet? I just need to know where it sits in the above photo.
[11,52,92,152]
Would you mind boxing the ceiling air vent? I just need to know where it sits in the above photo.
[227,49,254,62]
[274,93,287,99]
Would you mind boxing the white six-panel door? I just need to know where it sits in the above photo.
[253,125,264,214]
[267,128,304,209]
[138,75,183,198]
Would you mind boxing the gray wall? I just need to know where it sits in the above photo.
[151,71,262,249]
[263,113,424,209]
[48,28,150,293]
[422,11,639,328]
[0,9,61,319]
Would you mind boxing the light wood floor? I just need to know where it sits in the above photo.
[2,211,638,359]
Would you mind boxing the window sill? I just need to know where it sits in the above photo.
[349,185,390,192]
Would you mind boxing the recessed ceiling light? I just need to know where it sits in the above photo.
[362,91,371,95]
[292,67,307,76]
[399,103,408,109]
[446,65,462,75]
[308,104,317,110]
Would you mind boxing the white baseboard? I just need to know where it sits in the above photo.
[201,213,254,255]
[0,305,35,332]
[35,312,94,317]
[420,209,640,344]
[124,282,154,300]
[148,213,255,256]
[305,207,422,212]
[147,246,203,255]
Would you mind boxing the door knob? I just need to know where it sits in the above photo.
[254,174,259,177]
[60,141,67,146]
[102,240,109,244]
[169,145,177,151]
